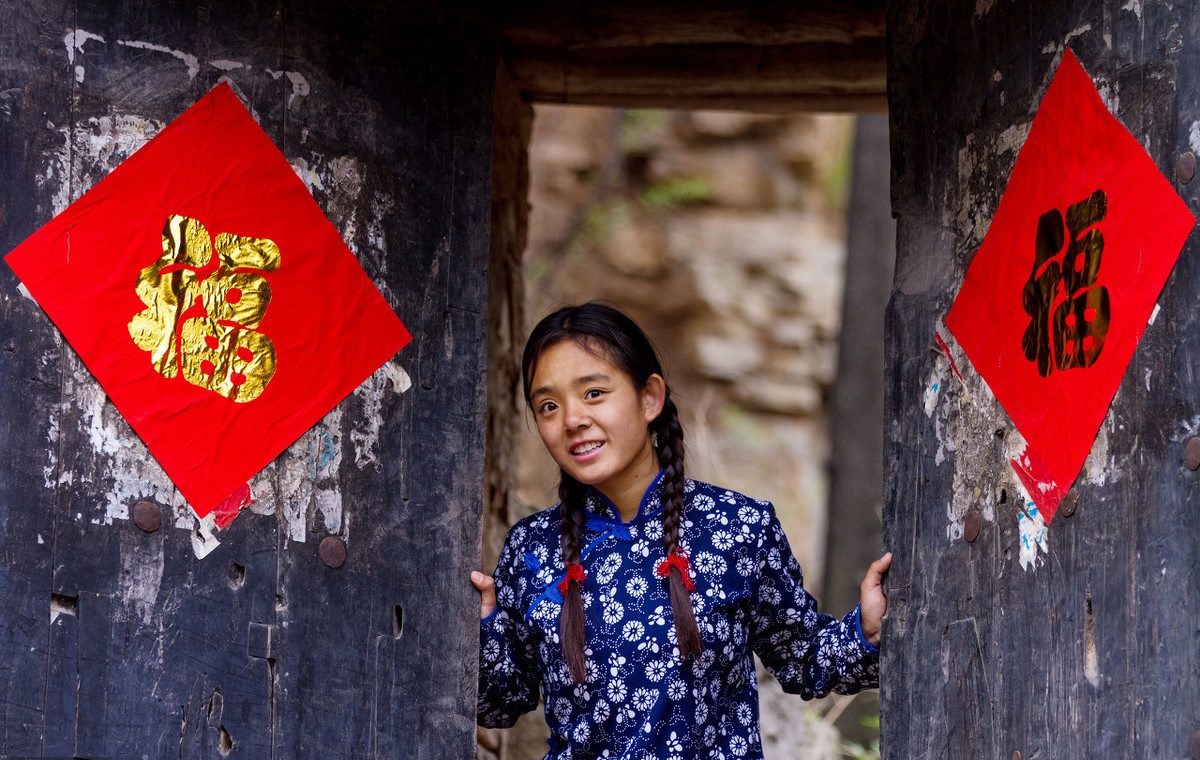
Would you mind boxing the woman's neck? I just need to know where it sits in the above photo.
[597,459,660,522]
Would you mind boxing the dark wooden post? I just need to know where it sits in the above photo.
[0,3,496,757]
[884,2,1200,758]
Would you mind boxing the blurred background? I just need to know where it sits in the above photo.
[482,105,893,760]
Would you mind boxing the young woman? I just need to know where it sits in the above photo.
[472,302,891,759]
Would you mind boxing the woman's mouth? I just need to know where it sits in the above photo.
[570,441,604,460]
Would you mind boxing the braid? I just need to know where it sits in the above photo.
[655,396,703,660]
[559,474,589,682]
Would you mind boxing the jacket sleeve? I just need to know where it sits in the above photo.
[477,533,542,728]
[749,505,879,699]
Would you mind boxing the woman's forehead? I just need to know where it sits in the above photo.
[529,339,623,389]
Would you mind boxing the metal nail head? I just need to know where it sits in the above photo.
[1178,152,1197,185]
[964,509,982,543]
[1059,489,1079,518]
[132,501,162,533]
[1186,437,1200,471]
[319,536,347,568]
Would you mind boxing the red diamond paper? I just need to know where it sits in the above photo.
[5,83,411,516]
[946,50,1194,522]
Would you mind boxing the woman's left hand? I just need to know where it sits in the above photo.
[859,552,893,647]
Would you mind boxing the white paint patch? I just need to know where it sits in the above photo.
[37,534,44,545]
[1081,422,1119,487]
[350,360,411,469]
[116,39,200,80]
[60,359,188,526]
[1148,303,1160,326]
[64,29,105,82]
[1017,501,1049,570]
[44,114,164,217]
[120,528,164,625]
[1065,24,1093,44]
[1189,123,1200,155]
[208,59,246,72]
[267,69,310,109]
[1121,0,1143,18]
[285,71,310,109]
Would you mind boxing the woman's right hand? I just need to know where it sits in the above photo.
[471,571,496,619]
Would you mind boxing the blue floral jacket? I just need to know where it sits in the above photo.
[477,475,879,759]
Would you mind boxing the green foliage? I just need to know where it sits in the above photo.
[621,109,668,152]
[641,176,712,208]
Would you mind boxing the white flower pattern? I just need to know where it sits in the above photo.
[477,478,879,759]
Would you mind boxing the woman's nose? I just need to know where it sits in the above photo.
[563,402,590,430]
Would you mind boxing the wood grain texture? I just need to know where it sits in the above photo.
[884,2,1200,758]
[500,0,887,111]
[0,2,495,757]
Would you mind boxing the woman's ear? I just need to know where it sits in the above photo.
[641,374,667,423]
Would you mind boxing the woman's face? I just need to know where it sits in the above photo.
[528,339,665,511]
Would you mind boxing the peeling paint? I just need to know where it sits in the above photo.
[267,69,311,109]
[266,408,345,544]
[120,527,164,625]
[1121,0,1143,18]
[63,29,105,82]
[350,360,411,469]
[209,59,247,72]
[116,39,201,79]
[1064,24,1093,44]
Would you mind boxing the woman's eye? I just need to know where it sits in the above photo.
[585,389,604,400]
[538,401,558,415]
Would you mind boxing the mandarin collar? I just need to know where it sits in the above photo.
[585,470,665,527]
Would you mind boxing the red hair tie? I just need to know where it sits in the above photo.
[557,562,586,594]
[656,550,695,593]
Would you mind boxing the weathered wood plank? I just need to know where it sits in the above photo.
[502,0,886,49]
[884,1,1200,758]
[1,2,497,758]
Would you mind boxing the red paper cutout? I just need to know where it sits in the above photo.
[945,50,1194,522]
[5,83,411,517]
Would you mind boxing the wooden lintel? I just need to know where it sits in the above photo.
[520,90,887,114]
[504,41,887,112]
[501,0,887,49]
